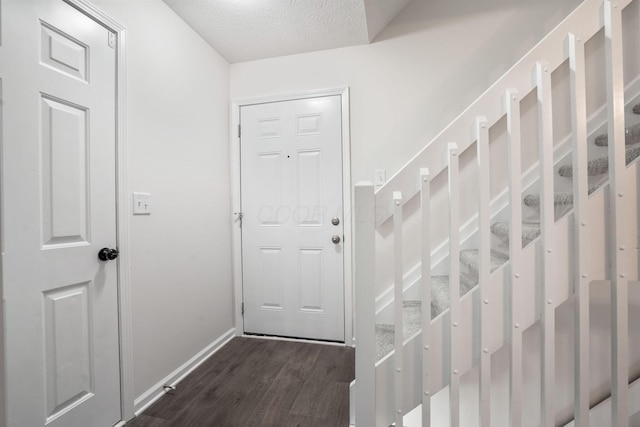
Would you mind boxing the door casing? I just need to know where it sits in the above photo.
[0,0,134,423]
[230,88,353,346]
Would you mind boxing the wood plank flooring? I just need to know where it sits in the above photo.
[127,337,355,427]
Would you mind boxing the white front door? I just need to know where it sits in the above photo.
[240,95,345,342]
[1,1,121,425]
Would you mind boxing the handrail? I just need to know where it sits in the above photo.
[373,0,632,227]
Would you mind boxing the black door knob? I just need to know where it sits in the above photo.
[98,248,119,261]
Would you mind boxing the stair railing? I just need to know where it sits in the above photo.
[354,0,634,426]
[604,3,631,422]
[419,167,432,426]
[476,117,491,426]
[537,59,558,426]
[569,31,591,426]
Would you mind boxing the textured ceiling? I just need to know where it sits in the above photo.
[162,0,412,63]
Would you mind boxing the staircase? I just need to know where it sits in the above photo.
[352,0,640,425]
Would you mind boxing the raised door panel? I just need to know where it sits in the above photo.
[298,248,324,312]
[258,247,284,310]
[40,23,88,82]
[297,150,323,226]
[296,113,322,136]
[257,152,284,227]
[41,95,89,247]
[43,282,94,423]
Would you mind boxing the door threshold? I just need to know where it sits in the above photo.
[242,333,347,347]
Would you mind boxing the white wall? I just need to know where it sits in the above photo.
[91,0,233,400]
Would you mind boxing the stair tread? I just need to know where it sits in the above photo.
[558,142,640,177]
[459,249,508,273]
[375,275,476,361]
[375,301,422,361]
[490,221,540,247]
[523,183,599,207]
[594,121,640,146]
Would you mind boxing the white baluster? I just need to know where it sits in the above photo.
[448,143,461,427]
[420,168,432,427]
[475,117,491,427]
[536,61,556,427]
[506,89,523,427]
[354,182,375,427]
[393,191,404,427]
[604,2,629,424]
[569,32,590,427]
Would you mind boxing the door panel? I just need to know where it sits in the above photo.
[43,282,94,421]
[240,95,345,342]
[1,1,120,425]
[299,248,324,311]
[259,246,284,310]
[40,22,88,81]
[41,95,90,246]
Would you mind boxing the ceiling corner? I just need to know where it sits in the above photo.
[363,0,414,42]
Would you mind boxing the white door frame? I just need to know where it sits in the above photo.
[0,0,135,423]
[230,88,353,347]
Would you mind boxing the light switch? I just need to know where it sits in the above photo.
[133,192,151,215]
[375,169,386,186]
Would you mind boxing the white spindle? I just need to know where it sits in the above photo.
[354,182,376,427]
[604,2,629,424]
[420,168,432,427]
[475,117,491,427]
[447,143,461,427]
[393,191,404,427]
[506,89,523,427]
[536,61,556,427]
[569,32,590,427]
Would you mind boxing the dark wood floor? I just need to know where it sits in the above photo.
[127,337,355,427]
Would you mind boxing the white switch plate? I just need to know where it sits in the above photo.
[375,169,386,186]
[133,192,151,215]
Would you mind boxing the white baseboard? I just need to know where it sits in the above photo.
[349,380,355,426]
[133,328,236,416]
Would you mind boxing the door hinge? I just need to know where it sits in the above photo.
[234,212,244,227]
[238,124,241,138]
[108,31,116,49]
[241,302,244,315]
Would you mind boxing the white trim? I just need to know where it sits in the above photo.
[341,90,354,346]
[230,87,354,346]
[62,1,134,423]
[133,328,236,416]
[0,79,6,427]
[230,100,243,338]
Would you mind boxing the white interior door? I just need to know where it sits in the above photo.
[1,1,121,425]
[240,95,345,342]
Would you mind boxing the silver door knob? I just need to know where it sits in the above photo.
[331,235,341,244]
[331,217,340,226]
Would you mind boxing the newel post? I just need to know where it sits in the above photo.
[354,181,376,427]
